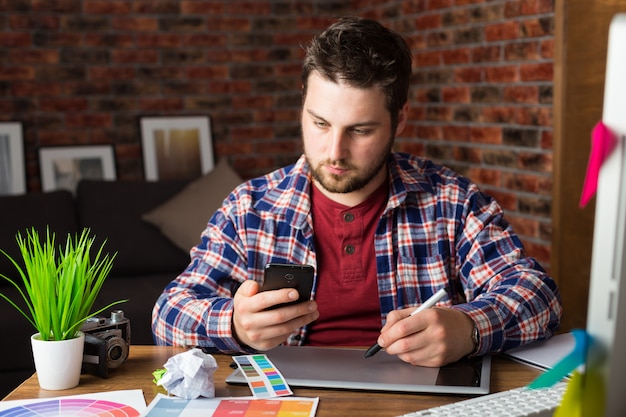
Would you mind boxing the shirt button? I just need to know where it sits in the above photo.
[343,212,355,222]
[344,244,355,255]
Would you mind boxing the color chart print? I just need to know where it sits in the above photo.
[233,354,293,398]
[0,398,140,417]
[143,395,319,417]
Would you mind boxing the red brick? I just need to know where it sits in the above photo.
[32,0,81,13]
[416,14,441,30]
[485,21,519,41]
[9,50,59,64]
[0,67,35,81]
[443,126,471,142]
[9,15,60,30]
[0,32,31,47]
[470,126,502,144]
[415,51,441,67]
[453,146,482,164]
[132,1,181,14]
[504,42,539,61]
[111,49,159,64]
[486,65,518,83]
[482,107,517,123]
[442,48,470,64]
[89,67,135,80]
[520,62,553,81]
[521,240,551,265]
[503,86,538,103]
[38,130,90,146]
[254,109,299,123]
[40,98,88,112]
[11,81,60,96]
[65,113,112,129]
[182,34,227,48]
[541,130,553,149]
[417,125,443,140]
[518,152,552,173]
[540,39,554,59]
[507,215,539,238]
[472,45,501,63]
[135,34,181,48]
[521,17,553,38]
[225,2,271,15]
[112,17,158,32]
[85,1,132,14]
[83,33,134,47]
[427,0,453,10]
[138,98,183,112]
[206,17,251,31]
[187,66,229,80]
[442,86,470,103]
[181,1,225,14]
[465,167,500,187]
[454,67,483,83]
[232,96,274,110]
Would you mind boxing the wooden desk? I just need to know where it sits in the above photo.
[3,345,542,416]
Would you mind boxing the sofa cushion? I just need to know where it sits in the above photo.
[76,180,190,276]
[0,190,78,282]
[142,158,243,252]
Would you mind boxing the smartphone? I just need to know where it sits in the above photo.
[261,263,314,308]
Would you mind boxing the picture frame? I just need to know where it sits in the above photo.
[0,122,26,195]
[39,145,117,194]
[140,115,214,181]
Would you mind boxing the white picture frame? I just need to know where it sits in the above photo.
[39,145,117,194]
[0,122,26,195]
[140,115,214,181]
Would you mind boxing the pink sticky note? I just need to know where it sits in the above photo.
[579,121,617,208]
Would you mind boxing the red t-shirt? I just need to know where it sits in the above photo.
[306,181,388,346]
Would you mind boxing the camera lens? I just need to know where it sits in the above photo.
[285,273,294,281]
[105,335,129,369]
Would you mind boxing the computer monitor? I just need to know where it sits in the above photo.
[585,13,626,417]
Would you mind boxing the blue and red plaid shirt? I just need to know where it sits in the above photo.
[152,152,562,354]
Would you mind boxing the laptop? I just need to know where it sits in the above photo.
[226,345,491,395]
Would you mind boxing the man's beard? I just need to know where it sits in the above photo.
[305,140,393,194]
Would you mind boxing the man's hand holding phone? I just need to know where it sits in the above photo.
[231,264,318,351]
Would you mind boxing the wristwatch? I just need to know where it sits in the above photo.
[470,324,479,355]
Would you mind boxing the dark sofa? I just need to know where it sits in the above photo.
[0,180,192,397]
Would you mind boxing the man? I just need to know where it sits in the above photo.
[152,16,562,367]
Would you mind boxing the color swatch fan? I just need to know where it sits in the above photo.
[0,398,140,417]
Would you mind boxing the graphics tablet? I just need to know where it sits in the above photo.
[226,345,491,395]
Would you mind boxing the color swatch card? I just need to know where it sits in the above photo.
[141,394,318,417]
[233,354,293,398]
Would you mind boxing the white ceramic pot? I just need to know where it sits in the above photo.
[31,331,85,390]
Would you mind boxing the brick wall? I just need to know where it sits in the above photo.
[0,0,554,268]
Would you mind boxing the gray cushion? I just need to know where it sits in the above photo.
[142,158,243,252]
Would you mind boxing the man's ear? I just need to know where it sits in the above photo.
[395,102,409,136]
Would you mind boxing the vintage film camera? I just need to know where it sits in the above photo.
[81,310,131,378]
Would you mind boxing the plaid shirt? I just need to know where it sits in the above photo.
[152,152,562,354]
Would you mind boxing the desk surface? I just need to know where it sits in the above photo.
[3,345,542,417]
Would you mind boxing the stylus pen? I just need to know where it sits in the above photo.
[363,286,449,359]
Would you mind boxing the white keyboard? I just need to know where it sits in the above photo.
[397,382,567,417]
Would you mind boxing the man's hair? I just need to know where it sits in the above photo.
[302,16,413,129]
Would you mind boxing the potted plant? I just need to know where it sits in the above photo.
[0,227,126,390]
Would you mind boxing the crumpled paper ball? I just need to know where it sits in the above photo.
[154,348,218,399]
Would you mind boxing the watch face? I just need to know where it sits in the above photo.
[472,326,479,348]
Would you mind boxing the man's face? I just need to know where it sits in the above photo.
[302,72,407,204]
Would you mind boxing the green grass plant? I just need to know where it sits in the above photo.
[0,227,126,341]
